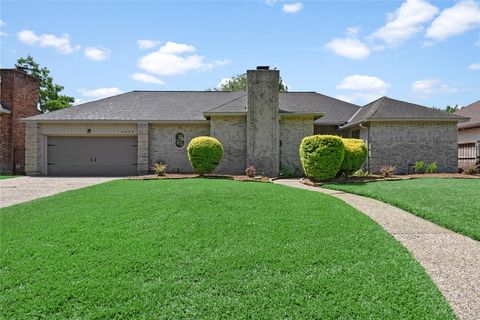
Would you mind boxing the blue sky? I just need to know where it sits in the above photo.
[1,0,479,108]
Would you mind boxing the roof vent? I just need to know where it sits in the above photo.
[256,66,270,70]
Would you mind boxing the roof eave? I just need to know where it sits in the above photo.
[21,118,210,124]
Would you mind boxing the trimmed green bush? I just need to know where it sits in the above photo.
[187,136,223,175]
[340,138,367,176]
[426,161,437,174]
[299,135,345,180]
[414,160,426,174]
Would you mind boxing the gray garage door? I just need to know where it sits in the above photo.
[47,137,138,176]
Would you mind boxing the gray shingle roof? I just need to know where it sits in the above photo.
[455,100,480,129]
[24,90,361,124]
[341,96,467,128]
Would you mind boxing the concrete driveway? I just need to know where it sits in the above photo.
[0,176,119,208]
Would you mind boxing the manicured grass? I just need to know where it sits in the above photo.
[324,178,480,240]
[0,175,17,179]
[1,179,453,319]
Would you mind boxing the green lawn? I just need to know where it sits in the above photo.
[0,175,17,179]
[324,178,480,240]
[1,179,453,319]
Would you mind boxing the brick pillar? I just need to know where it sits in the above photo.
[25,122,42,175]
[137,122,149,174]
[246,68,280,176]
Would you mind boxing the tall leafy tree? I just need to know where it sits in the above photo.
[15,55,74,113]
[208,71,288,92]
[445,105,460,113]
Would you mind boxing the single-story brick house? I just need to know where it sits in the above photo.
[454,100,480,168]
[23,67,467,176]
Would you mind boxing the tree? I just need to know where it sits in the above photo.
[208,71,288,92]
[15,55,74,113]
[445,105,460,113]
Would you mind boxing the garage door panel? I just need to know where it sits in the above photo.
[47,137,137,176]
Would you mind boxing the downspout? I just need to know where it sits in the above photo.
[359,123,370,172]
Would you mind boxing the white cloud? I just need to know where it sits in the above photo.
[158,41,196,54]
[336,75,391,102]
[132,73,165,85]
[17,29,79,54]
[264,0,278,5]
[468,63,480,70]
[282,2,303,13]
[0,19,5,27]
[217,78,232,88]
[84,46,111,61]
[426,0,480,41]
[346,27,361,37]
[411,78,458,97]
[138,41,230,76]
[78,87,123,100]
[137,39,161,50]
[326,37,370,60]
[371,0,439,47]
[73,98,85,106]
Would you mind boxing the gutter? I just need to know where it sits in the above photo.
[21,119,210,124]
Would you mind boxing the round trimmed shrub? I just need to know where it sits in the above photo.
[340,138,367,175]
[187,136,223,175]
[299,135,345,180]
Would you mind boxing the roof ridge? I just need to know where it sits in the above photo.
[364,96,386,119]
[205,93,247,112]
[132,90,245,93]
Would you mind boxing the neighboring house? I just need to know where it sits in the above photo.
[454,100,480,168]
[23,67,466,176]
[0,69,39,174]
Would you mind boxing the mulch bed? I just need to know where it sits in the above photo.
[300,172,480,187]
[127,173,271,183]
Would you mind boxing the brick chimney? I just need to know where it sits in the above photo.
[246,66,280,176]
[0,69,39,174]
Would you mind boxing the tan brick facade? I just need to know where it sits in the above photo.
[210,115,247,174]
[366,121,458,174]
[149,123,210,173]
[280,116,314,174]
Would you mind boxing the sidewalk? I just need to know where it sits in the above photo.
[273,179,480,320]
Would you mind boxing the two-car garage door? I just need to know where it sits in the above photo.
[47,137,138,176]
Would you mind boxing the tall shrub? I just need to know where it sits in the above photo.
[340,138,367,176]
[299,135,345,180]
[187,137,223,175]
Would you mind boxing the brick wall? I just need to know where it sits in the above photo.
[149,123,210,173]
[210,115,247,174]
[280,116,314,175]
[0,69,39,174]
[368,121,458,174]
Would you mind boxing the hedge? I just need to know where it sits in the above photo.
[340,138,367,175]
[299,135,345,180]
[187,136,223,175]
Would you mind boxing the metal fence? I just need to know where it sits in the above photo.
[458,142,479,168]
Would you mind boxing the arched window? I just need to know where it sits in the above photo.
[175,132,185,148]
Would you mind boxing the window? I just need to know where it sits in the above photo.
[175,132,185,148]
[351,129,360,139]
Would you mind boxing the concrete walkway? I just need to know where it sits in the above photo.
[0,177,119,208]
[274,179,480,320]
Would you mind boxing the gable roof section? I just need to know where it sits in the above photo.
[203,92,360,124]
[24,91,361,124]
[341,96,467,129]
[455,100,480,129]
[25,91,246,122]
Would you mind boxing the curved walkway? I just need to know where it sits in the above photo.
[274,179,480,320]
